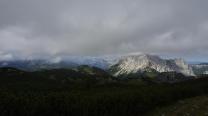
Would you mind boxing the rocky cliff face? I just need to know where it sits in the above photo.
[110,54,195,76]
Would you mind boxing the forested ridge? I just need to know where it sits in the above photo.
[0,67,207,116]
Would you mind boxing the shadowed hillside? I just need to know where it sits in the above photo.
[147,96,208,116]
[0,67,207,116]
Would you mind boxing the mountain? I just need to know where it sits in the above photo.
[191,63,208,75]
[65,56,110,69]
[110,54,195,77]
[0,54,202,78]
[0,55,121,71]
[0,60,78,71]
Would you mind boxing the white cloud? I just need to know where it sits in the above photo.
[0,52,14,61]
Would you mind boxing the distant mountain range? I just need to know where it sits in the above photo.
[191,63,208,75]
[0,60,78,71]
[0,53,207,78]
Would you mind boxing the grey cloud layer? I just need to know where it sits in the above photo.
[0,0,208,60]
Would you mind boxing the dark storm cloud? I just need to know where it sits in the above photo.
[0,0,208,60]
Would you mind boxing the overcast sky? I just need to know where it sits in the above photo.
[0,0,208,61]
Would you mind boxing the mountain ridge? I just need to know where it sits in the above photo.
[0,53,205,77]
[110,54,195,76]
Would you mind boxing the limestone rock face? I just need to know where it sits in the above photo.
[111,54,195,76]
